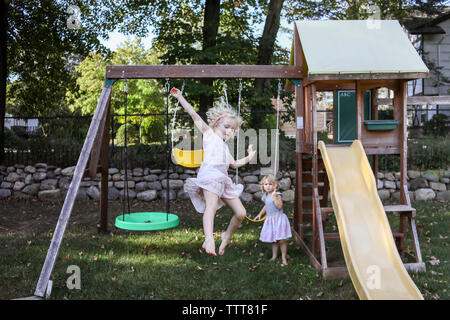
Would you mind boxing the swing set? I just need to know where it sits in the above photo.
[29,20,430,300]
[31,64,301,298]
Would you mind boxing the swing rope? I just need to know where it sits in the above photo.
[164,78,171,221]
[114,79,180,231]
[170,81,186,154]
[273,79,281,176]
[122,78,131,221]
[235,80,242,185]
[246,79,282,223]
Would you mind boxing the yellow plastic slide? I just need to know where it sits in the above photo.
[318,140,423,300]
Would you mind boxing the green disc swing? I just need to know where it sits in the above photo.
[115,79,179,231]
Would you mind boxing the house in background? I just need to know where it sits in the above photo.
[4,113,40,134]
[404,10,450,123]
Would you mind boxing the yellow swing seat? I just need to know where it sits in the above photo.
[173,148,204,168]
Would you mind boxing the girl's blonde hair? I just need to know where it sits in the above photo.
[260,174,279,193]
[205,96,243,130]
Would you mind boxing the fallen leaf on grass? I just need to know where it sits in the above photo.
[429,256,440,266]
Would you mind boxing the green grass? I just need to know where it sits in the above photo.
[0,198,448,300]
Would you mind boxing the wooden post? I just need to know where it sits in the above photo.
[371,88,379,176]
[398,80,408,204]
[398,80,409,252]
[311,84,319,256]
[355,80,363,141]
[99,100,111,233]
[293,21,304,236]
[34,84,113,298]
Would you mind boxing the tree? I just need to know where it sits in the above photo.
[67,39,166,145]
[250,0,286,130]
[1,0,108,162]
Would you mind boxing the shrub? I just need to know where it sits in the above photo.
[423,113,449,137]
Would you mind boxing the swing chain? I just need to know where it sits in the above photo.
[222,81,229,107]
[165,78,170,94]
[235,79,242,184]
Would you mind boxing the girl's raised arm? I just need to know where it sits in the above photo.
[272,191,283,209]
[229,144,256,169]
[170,87,210,134]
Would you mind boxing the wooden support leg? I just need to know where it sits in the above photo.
[99,104,111,233]
[314,188,327,270]
[408,215,423,264]
[399,213,407,253]
[295,153,304,238]
[397,213,406,253]
[34,84,113,298]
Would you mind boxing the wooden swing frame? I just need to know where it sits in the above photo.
[32,32,431,297]
[32,64,302,298]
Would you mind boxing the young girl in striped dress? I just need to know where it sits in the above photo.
[254,175,292,265]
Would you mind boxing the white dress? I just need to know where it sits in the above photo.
[184,127,244,213]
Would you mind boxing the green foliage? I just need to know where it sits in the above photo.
[423,114,449,137]
[6,0,107,116]
[67,39,166,144]
[408,136,450,170]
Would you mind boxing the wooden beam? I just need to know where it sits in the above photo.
[34,84,113,298]
[323,267,349,279]
[89,92,111,179]
[378,95,450,105]
[106,65,302,79]
[292,228,322,271]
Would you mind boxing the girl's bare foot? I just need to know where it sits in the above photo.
[219,232,231,255]
[202,237,216,256]
[281,258,288,266]
[270,256,277,261]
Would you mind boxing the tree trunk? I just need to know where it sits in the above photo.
[0,1,7,164]
[199,0,220,118]
[251,0,285,129]
[199,0,221,119]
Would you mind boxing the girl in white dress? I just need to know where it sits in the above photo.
[170,87,256,256]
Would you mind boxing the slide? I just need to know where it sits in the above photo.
[318,140,423,300]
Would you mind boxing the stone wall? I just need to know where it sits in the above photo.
[0,164,449,203]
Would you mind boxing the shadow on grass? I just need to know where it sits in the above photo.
[2,198,447,300]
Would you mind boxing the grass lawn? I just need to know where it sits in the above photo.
[0,198,448,300]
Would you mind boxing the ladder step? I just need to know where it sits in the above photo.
[384,205,415,212]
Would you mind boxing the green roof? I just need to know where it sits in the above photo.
[291,20,429,79]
